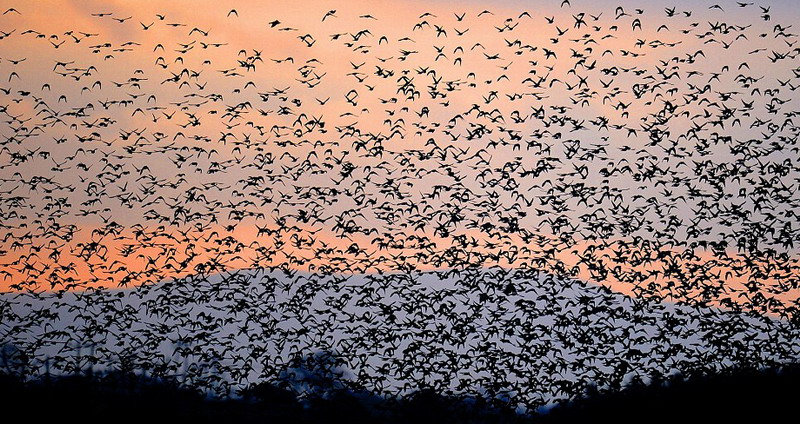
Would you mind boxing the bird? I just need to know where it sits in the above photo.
[322,10,337,22]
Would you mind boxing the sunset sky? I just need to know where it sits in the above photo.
[1,0,799,318]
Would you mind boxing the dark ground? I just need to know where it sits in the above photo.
[2,364,798,424]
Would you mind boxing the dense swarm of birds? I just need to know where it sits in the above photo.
[1,0,800,412]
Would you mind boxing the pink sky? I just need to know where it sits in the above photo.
[1,0,799,317]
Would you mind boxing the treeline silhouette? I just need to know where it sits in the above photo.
[1,348,797,423]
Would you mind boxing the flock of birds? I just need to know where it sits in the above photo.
[1,0,800,412]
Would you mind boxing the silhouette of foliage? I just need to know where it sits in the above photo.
[2,356,799,423]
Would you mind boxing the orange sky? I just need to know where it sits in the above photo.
[1,0,800,318]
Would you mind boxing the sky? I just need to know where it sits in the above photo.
[0,0,799,319]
